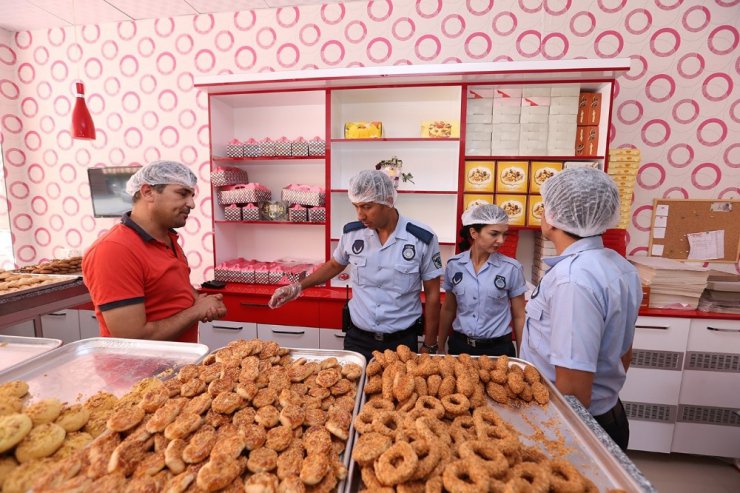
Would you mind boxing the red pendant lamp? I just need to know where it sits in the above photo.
[71,81,95,140]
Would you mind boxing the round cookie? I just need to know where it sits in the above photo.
[0,380,29,398]
[83,408,113,438]
[14,422,66,463]
[52,431,93,459]
[24,398,63,425]
[83,391,118,415]
[0,455,19,491]
[0,396,23,416]
[55,404,90,432]
[0,413,33,453]
[2,458,53,493]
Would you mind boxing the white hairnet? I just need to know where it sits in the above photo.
[461,204,509,226]
[348,170,396,207]
[541,167,620,237]
[125,160,197,196]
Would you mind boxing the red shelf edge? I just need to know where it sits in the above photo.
[215,220,326,225]
[213,155,325,161]
[464,155,605,160]
[331,138,460,142]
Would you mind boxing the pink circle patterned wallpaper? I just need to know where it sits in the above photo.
[0,0,738,279]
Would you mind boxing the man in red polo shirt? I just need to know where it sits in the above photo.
[82,160,226,342]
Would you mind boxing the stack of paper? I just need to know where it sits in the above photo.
[608,147,640,229]
[698,271,740,314]
[628,256,710,310]
[532,232,556,285]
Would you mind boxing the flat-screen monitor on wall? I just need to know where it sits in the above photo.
[87,166,141,218]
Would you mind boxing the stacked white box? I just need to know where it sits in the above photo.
[520,106,549,124]
[522,86,551,97]
[520,123,548,155]
[550,96,579,115]
[532,232,557,285]
[547,113,577,155]
[491,124,520,155]
[550,84,581,97]
[466,92,494,155]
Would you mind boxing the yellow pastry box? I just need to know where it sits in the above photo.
[495,194,527,226]
[420,120,460,138]
[463,194,494,211]
[529,161,562,194]
[344,121,383,139]
[464,161,495,193]
[496,161,528,193]
[527,195,545,226]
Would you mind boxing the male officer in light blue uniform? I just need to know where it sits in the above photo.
[439,204,527,356]
[269,170,443,362]
[519,167,642,451]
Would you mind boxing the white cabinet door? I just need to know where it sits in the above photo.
[627,420,675,454]
[672,422,740,457]
[257,324,320,349]
[199,321,257,352]
[78,310,101,339]
[685,318,740,353]
[40,310,80,344]
[0,320,35,337]
[319,329,346,350]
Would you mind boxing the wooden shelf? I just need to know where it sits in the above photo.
[215,220,325,226]
[213,156,325,162]
[465,155,604,160]
[331,138,459,142]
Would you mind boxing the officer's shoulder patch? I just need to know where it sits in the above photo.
[343,221,367,234]
[405,223,433,244]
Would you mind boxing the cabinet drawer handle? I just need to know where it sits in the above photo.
[333,333,346,339]
[707,326,740,333]
[240,302,266,308]
[635,325,669,330]
[47,312,67,317]
[213,325,243,331]
[272,330,305,335]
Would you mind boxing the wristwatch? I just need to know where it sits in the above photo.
[421,342,438,354]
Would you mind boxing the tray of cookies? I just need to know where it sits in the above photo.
[0,335,63,373]
[0,271,80,299]
[0,339,365,493]
[346,348,645,493]
[14,256,82,275]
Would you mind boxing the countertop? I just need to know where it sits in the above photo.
[565,395,657,493]
[0,278,90,328]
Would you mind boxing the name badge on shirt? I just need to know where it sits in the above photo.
[452,272,463,285]
[352,240,364,254]
[494,275,506,289]
[402,244,415,261]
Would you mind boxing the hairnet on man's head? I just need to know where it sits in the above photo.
[125,160,198,196]
[348,170,397,207]
[461,204,509,226]
[541,167,620,237]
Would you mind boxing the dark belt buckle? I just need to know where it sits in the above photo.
[373,332,384,342]
[466,336,477,348]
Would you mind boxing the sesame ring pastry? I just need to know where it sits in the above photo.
[373,440,418,486]
[299,453,331,486]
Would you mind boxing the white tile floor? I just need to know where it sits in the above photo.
[627,451,740,493]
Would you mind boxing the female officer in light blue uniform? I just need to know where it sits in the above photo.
[268,170,443,363]
[519,167,642,451]
[438,204,526,356]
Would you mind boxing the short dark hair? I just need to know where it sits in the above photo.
[131,183,167,203]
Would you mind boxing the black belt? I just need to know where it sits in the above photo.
[451,330,511,348]
[350,321,418,342]
[593,399,626,427]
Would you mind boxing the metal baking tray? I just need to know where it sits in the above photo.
[207,346,365,493]
[284,348,365,493]
[0,274,81,301]
[346,356,645,493]
[0,335,62,373]
[0,337,209,403]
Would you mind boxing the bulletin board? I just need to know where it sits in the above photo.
[648,199,740,263]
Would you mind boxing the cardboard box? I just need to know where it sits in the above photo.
[527,195,545,226]
[464,161,495,193]
[421,120,460,138]
[468,87,495,99]
[492,112,522,124]
[575,126,598,156]
[493,99,522,115]
[464,193,494,211]
[493,86,523,99]
[522,86,551,97]
[550,84,581,97]
[530,161,563,194]
[549,96,579,115]
[578,92,602,125]
[522,96,550,108]
[465,141,491,156]
[344,121,382,139]
[466,113,493,124]
[495,194,527,226]
[496,161,528,193]
[467,98,494,114]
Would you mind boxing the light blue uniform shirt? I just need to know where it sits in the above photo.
[333,214,443,334]
[519,236,642,415]
[443,251,526,339]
